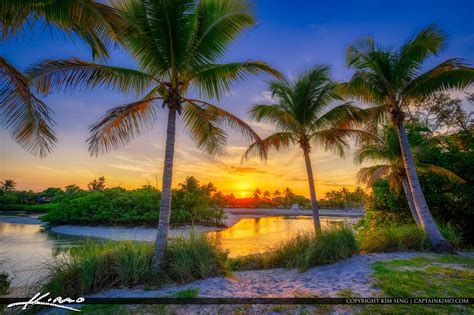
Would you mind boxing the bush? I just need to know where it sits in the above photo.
[231,226,357,271]
[358,223,463,253]
[164,233,228,283]
[0,272,10,295]
[358,225,428,253]
[42,235,229,296]
[42,178,224,226]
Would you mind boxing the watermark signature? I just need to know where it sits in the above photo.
[7,292,85,312]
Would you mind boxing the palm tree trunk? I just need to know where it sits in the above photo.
[303,148,321,230]
[401,177,421,226]
[394,120,455,253]
[152,108,177,270]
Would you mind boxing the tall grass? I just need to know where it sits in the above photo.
[232,226,358,271]
[163,233,228,283]
[358,223,463,253]
[42,234,228,296]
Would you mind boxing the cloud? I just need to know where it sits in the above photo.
[225,166,267,174]
[251,91,277,103]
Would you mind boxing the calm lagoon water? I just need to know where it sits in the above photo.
[0,215,357,287]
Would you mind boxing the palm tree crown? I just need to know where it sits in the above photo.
[28,0,279,157]
[344,24,474,252]
[1,0,124,157]
[27,0,280,269]
[244,65,368,229]
[244,65,367,160]
[355,124,464,191]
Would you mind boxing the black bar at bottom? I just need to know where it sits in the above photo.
[1,297,472,305]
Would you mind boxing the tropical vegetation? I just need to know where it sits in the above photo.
[343,24,474,252]
[26,0,280,269]
[355,123,464,226]
[0,0,124,156]
[243,65,368,230]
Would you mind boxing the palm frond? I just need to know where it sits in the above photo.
[1,0,125,59]
[181,102,227,157]
[87,97,160,156]
[241,132,294,162]
[311,128,374,157]
[249,104,301,132]
[183,98,266,159]
[27,58,156,95]
[187,61,282,99]
[417,164,465,184]
[189,0,255,66]
[394,24,446,87]
[403,59,474,100]
[0,57,56,157]
[357,164,391,187]
[312,103,367,130]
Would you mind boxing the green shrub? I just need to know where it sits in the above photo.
[300,226,358,270]
[42,178,224,226]
[439,223,463,249]
[164,233,228,283]
[0,272,10,295]
[42,235,229,296]
[231,226,357,271]
[358,224,428,253]
[358,223,463,253]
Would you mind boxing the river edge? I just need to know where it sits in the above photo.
[0,208,363,241]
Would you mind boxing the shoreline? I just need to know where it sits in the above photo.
[0,208,363,241]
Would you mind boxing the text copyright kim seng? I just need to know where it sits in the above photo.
[345,298,471,304]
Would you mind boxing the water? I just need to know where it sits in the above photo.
[0,215,357,288]
[209,216,357,257]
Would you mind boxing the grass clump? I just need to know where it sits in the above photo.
[364,254,474,314]
[163,233,228,283]
[42,234,228,296]
[0,272,10,295]
[232,226,357,271]
[358,223,463,253]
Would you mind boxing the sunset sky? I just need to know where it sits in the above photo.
[1,0,473,197]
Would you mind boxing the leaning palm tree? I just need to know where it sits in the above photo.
[243,65,368,230]
[27,0,280,269]
[0,0,124,156]
[344,24,474,252]
[355,124,465,226]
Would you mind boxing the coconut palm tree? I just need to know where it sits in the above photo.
[243,65,368,230]
[1,0,124,156]
[27,0,280,269]
[344,24,474,252]
[355,124,465,226]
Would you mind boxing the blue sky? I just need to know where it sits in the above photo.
[1,0,473,194]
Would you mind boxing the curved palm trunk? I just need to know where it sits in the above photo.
[303,149,321,230]
[401,177,421,226]
[394,120,454,253]
[152,108,177,270]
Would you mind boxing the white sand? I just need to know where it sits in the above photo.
[91,252,426,299]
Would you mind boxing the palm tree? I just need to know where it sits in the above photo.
[1,0,124,156]
[355,124,464,226]
[263,190,271,199]
[0,179,17,193]
[344,24,474,252]
[243,65,368,230]
[27,0,280,270]
[272,189,281,198]
[253,188,262,199]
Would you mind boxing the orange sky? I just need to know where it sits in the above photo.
[1,115,370,197]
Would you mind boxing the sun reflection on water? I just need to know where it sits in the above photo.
[208,216,353,258]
